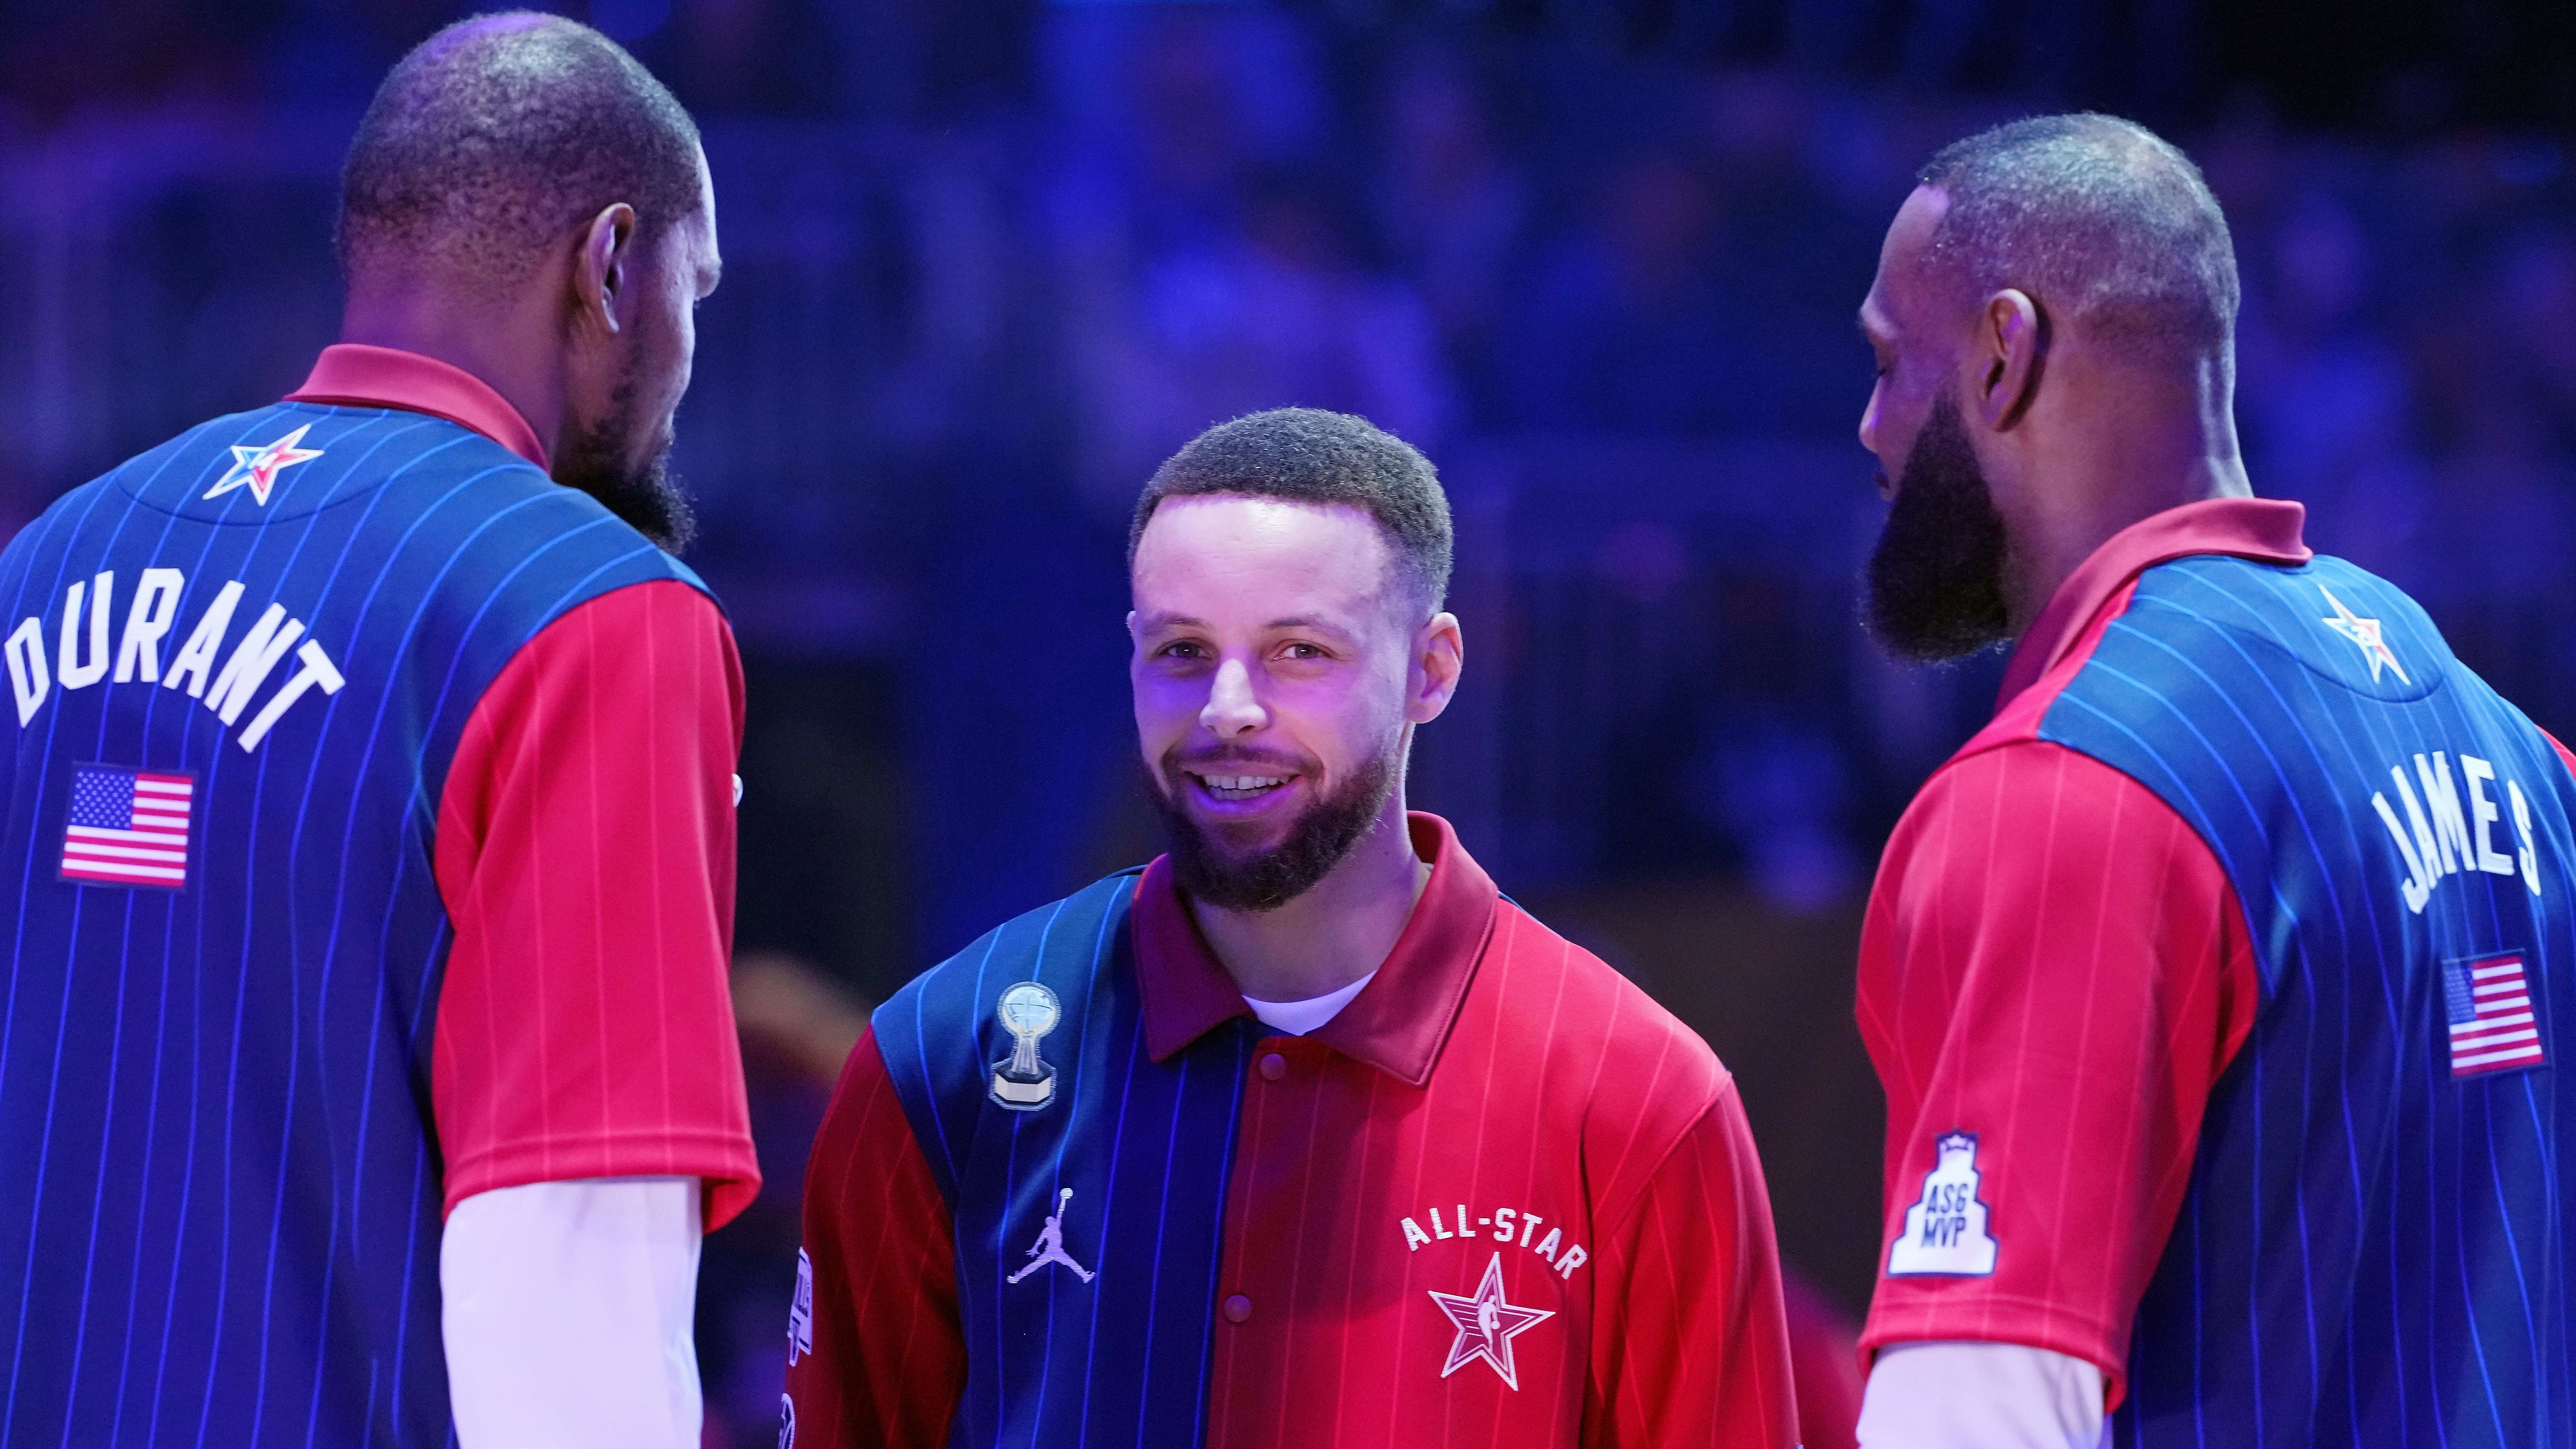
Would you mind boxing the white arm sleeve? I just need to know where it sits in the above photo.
[441,1175,704,1448]
[1855,1341,2107,1449]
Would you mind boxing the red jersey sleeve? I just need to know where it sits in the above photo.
[1855,740,2260,1405]
[785,1028,966,1447]
[430,578,760,1228]
[1582,1078,1798,1449]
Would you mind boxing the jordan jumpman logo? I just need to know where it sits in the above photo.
[1006,1187,1095,1283]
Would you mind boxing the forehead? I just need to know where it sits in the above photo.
[1862,185,1953,338]
[1132,495,1393,617]
[671,152,721,290]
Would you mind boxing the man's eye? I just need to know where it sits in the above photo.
[1280,643,1324,660]
[1159,641,1206,659]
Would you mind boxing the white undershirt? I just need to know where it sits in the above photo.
[441,1175,704,1447]
[1855,1341,2106,1449]
[1243,970,1378,1035]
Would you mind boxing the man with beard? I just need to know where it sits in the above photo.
[1849,115,2576,1449]
[0,16,754,1448]
[787,408,1796,1448]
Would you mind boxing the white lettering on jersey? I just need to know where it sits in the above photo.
[2511,781,2542,895]
[57,574,112,690]
[1888,1131,1998,1276]
[2461,756,2516,876]
[203,604,305,726]
[6,568,344,751]
[236,642,345,752]
[2372,751,2546,911]
[115,568,184,683]
[1394,1203,1587,1279]
[161,580,244,699]
[6,616,48,725]
[787,1249,815,1365]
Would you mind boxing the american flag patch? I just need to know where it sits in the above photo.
[59,765,194,889]
[2443,952,2545,1078]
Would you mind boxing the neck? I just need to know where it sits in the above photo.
[2000,352,2252,636]
[1187,794,1431,1003]
[338,279,567,461]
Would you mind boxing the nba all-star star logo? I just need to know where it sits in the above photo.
[1427,1251,1554,1390]
[203,424,325,505]
[2318,581,2408,685]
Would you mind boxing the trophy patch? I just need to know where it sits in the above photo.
[990,981,1063,1111]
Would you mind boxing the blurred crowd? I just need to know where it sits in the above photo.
[8,1,2576,1442]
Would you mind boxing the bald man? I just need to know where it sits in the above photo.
[0,16,752,1448]
[1850,115,2576,1447]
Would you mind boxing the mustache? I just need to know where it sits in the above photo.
[1160,744,1316,776]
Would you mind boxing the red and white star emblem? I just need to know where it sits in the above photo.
[2318,581,2408,685]
[204,424,325,506]
[1426,1251,1555,1391]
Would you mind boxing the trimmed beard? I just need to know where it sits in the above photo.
[1863,390,2011,662]
[1148,742,1401,913]
[553,363,696,554]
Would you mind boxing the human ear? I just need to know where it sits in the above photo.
[1974,288,2046,430]
[1407,611,1464,724]
[572,202,640,338]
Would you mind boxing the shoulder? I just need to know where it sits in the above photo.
[2055,551,2452,717]
[1878,740,2203,903]
[874,871,1146,1069]
[1476,899,1733,1167]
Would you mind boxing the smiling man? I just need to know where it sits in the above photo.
[1848,115,2576,1449]
[787,408,1796,1448]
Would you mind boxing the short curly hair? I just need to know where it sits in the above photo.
[1130,409,1453,615]
[1917,113,2238,360]
[336,12,703,286]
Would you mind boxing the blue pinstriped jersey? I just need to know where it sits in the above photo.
[872,872,1255,1449]
[2035,553,2575,1446]
[0,401,703,1447]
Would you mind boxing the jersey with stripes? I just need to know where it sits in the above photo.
[1856,498,2576,1447]
[0,348,756,1447]
[786,812,1797,1448]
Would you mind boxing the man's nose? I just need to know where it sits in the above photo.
[1199,658,1267,737]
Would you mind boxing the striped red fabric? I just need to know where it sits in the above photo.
[1856,739,2262,1404]
[792,818,1800,1447]
[1853,502,2304,1406]
[787,1031,969,1445]
[429,580,761,1226]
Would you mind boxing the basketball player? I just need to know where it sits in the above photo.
[0,17,755,1447]
[1850,114,2576,1447]
[784,409,1797,1447]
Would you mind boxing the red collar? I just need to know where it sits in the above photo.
[286,344,549,470]
[1995,496,2311,709]
[1132,811,1499,1086]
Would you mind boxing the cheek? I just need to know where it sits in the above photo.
[656,303,695,403]
[1302,677,1406,769]
[1872,385,1932,465]
[1131,671,1201,751]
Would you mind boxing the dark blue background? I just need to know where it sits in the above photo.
[6,2,2576,1440]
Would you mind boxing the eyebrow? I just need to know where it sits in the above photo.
[1135,612,1358,635]
[1264,615,1359,636]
